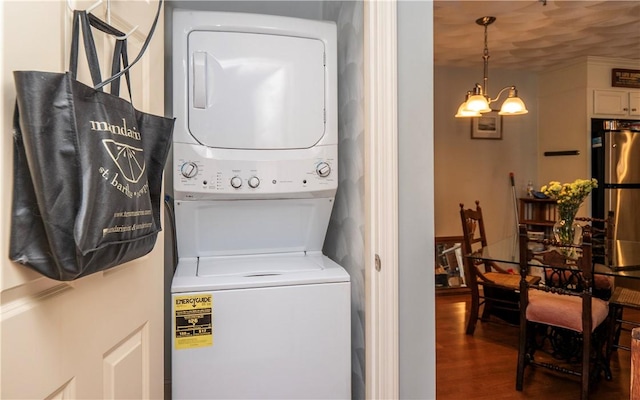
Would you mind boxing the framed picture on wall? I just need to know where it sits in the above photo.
[471,110,502,140]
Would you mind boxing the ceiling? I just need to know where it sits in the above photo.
[434,1,640,72]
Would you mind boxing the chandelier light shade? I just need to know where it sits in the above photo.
[465,92,492,113]
[454,91,482,117]
[499,88,528,115]
[455,102,482,118]
[455,16,528,118]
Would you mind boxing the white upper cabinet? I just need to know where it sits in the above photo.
[594,89,640,117]
[631,92,640,117]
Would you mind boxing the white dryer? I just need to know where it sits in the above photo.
[170,10,350,400]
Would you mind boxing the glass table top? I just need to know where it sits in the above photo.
[468,236,640,279]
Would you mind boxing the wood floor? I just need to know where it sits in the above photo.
[436,292,635,399]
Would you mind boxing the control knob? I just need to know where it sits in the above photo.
[180,162,198,178]
[316,162,331,178]
[248,176,260,188]
[230,176,243,189]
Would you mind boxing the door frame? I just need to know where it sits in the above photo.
[364,1,399,398]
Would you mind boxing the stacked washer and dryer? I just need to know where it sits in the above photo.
[170,10,351,399]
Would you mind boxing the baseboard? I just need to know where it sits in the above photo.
[435,287,470,297]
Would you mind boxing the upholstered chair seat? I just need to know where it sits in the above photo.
[526,290,609,333]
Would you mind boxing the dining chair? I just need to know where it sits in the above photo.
[575,212,640,358]
[576,212,614,259]
[608,287,640,353]
[576,211,615,299]
[516,225,610,400]
[459,201,540,335]
[602,214,639,356]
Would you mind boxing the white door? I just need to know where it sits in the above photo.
[0,1,166,399]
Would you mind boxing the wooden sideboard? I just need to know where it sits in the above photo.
[518,197,558,238]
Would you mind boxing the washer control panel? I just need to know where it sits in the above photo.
[174,143,337,200]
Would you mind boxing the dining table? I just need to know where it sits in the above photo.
[466,235,640,281]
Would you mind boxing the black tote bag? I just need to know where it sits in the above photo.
[10,6,174,281]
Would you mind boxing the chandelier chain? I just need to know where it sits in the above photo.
[483,22,490,98]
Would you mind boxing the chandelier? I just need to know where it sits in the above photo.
[455,16,528,118]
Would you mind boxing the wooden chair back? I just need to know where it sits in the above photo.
[576,210,614,264]
[459,201,526,335]
[518,224,595,327]
[459,201,497,278]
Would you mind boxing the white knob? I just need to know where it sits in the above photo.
[230,176,242,188]
[181,162,198,178]
[248,176,260,188]
[316,162,331,177]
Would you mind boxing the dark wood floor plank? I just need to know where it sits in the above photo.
[436,293,634,399]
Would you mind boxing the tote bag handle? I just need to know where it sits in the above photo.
[85,12,133,97]
[69,10,103,88]
[67,0,162,91]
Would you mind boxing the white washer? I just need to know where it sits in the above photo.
[171,10,350,400]
[172,254,350,399]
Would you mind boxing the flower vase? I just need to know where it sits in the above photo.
[553,209,582,246]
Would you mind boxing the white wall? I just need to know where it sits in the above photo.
[321,2,366,399]
[398,2,435,399]
[434,66,539,241]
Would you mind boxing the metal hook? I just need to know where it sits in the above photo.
[103,0,138,40]
[68,0,136,40]
[67,0,103,13]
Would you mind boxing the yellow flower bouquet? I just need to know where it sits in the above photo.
[541,178,598,244]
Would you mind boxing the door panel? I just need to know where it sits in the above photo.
[605,130,640,184]
[607,188,640,242]
[45,379,76,400]
[0,1,165,398]
[103,325,149,399]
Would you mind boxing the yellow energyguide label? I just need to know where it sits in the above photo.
[174,294,213,349]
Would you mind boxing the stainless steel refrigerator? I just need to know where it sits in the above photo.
[591,118,640,243]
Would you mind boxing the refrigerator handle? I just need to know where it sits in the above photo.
[606,133,614,185]
[607,188,616,218]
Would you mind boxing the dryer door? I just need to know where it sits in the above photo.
[188,31,326,150]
